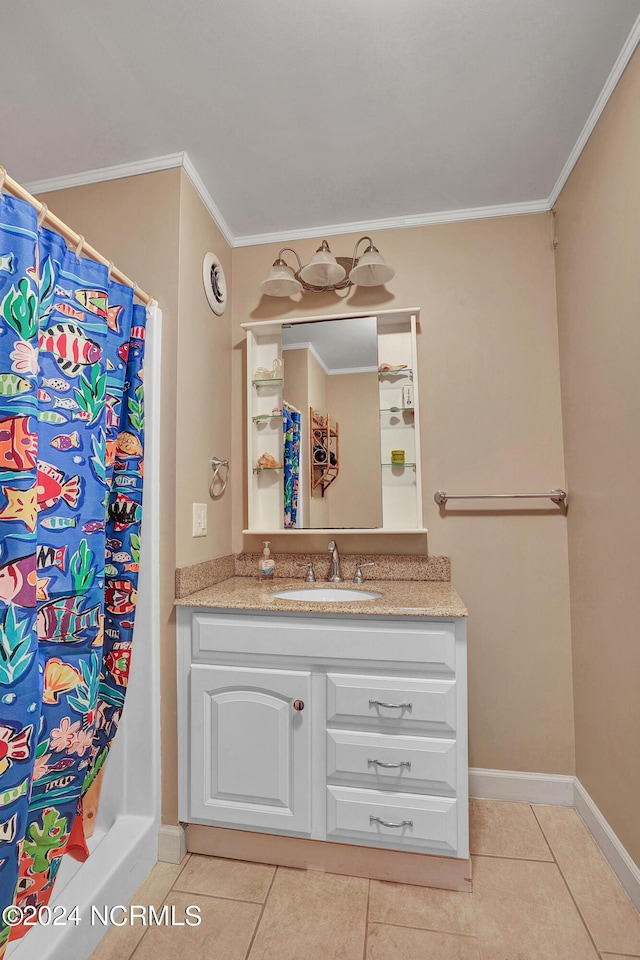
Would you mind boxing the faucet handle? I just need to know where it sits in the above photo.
[295,560,316,583]
[353,561,375,584]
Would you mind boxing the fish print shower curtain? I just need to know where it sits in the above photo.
[0,191,146,952]
[283,404,300,527]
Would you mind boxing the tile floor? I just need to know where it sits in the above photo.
[89,800,640,960]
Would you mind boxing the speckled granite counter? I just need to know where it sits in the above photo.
[174,576,467,618]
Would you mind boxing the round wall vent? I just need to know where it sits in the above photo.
[202,252,227,315]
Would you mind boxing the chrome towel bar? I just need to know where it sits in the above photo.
[434,489,567,507]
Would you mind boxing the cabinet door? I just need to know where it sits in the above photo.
[189,664,311,834]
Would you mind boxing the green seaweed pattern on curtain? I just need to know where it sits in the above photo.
[0,192,146,952]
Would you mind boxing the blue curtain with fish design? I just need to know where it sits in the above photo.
[0,192,146,952]
[283,405,300,527]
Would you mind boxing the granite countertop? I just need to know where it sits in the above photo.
[174,576,467,618]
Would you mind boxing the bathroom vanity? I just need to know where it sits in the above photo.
[176,576,470,889]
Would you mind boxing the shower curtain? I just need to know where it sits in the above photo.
[283,404,300,527]
[0,192,146,952]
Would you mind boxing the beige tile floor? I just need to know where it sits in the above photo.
[89,800,640,960]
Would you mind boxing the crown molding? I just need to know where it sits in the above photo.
[23,152,185,197]
[548,11,640,207]
[180,153,235,248]
[23,151,236,250]
[233,199,551,247]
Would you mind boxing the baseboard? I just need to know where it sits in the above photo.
[469,767,575,805]
[574,778,640,912]
[157,823,188,864]
[187,824,472,892]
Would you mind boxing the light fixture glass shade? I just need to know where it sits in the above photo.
[299,242,346,287]
[259,260,303,297]
[349,247,395,287]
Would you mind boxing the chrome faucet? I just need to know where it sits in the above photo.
[327,540,343,582]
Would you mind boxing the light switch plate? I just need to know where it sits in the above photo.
[192,503,207,537]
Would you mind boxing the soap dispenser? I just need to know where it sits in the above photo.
[259,541,275,580]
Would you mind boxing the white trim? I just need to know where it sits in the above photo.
[574,778,640,912]
[469,767,575,805]
[548,12,640,206]
[23,152,185,197]
[158,823,188,864]
[21,153,549,245]
[234,199,550,247]
[23,150,236,250]
[181,153,235,248]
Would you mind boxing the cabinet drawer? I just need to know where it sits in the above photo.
[326,785,458,854]
[327,730,457,794]
[191,613,456,670]
[327,674,457,734]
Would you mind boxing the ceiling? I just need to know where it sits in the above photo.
[283,316,379,373]
[2,1,640,244]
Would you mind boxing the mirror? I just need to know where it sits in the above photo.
[282,317,382,529]
[245,309,422,533]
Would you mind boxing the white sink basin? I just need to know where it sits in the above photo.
[270,587,382,602]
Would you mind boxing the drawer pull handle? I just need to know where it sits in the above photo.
[369,815,413,829]
[368,758,411,769]
[369,699,412,710]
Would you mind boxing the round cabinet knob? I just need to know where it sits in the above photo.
[293,700,305,712]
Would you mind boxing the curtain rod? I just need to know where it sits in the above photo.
[0,166,153,307]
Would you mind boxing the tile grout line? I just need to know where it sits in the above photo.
[171,888,271,906]
[171,851,193,884]
[528,802,555,861]
[600,953,640,958]
[129,880,183,960]
[362,878,370,960]
[367,917,479,940]
[530,804,602,959]
[243,864,279,960]
[469,851,555,863]
[117,861,193,960]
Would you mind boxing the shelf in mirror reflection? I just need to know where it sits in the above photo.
[381,462,416,468]
[380,407,415,414]
[252,415,283,422]
[253,466,283,473]
[252,378,283,386]
[378,368,413,380]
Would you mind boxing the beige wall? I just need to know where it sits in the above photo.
[231,214,575,775]
[176,171,233,566]
[326,371,382,528]
[554,49,640,864]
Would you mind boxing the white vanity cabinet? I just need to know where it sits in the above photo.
[177,608,469,861]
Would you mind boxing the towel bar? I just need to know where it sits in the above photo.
[434,489,567,507]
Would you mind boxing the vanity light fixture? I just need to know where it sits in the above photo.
[259,236,395,297]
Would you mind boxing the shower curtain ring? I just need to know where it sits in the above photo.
[210,456,229,499]
[0,167,6,193]
[107,261,115,280]
[75,235,85,258]
[37,203,48,227]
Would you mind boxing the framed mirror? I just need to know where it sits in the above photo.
[244,309,424,533]
[282,316,382,529]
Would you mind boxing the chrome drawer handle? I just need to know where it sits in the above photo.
[369,699,412,710]
[369,815,413,829]
[368,758,411,769]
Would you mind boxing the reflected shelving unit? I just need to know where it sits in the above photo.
[247,328,285,530]
[377,332,422,530]
[310,408,339,496]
